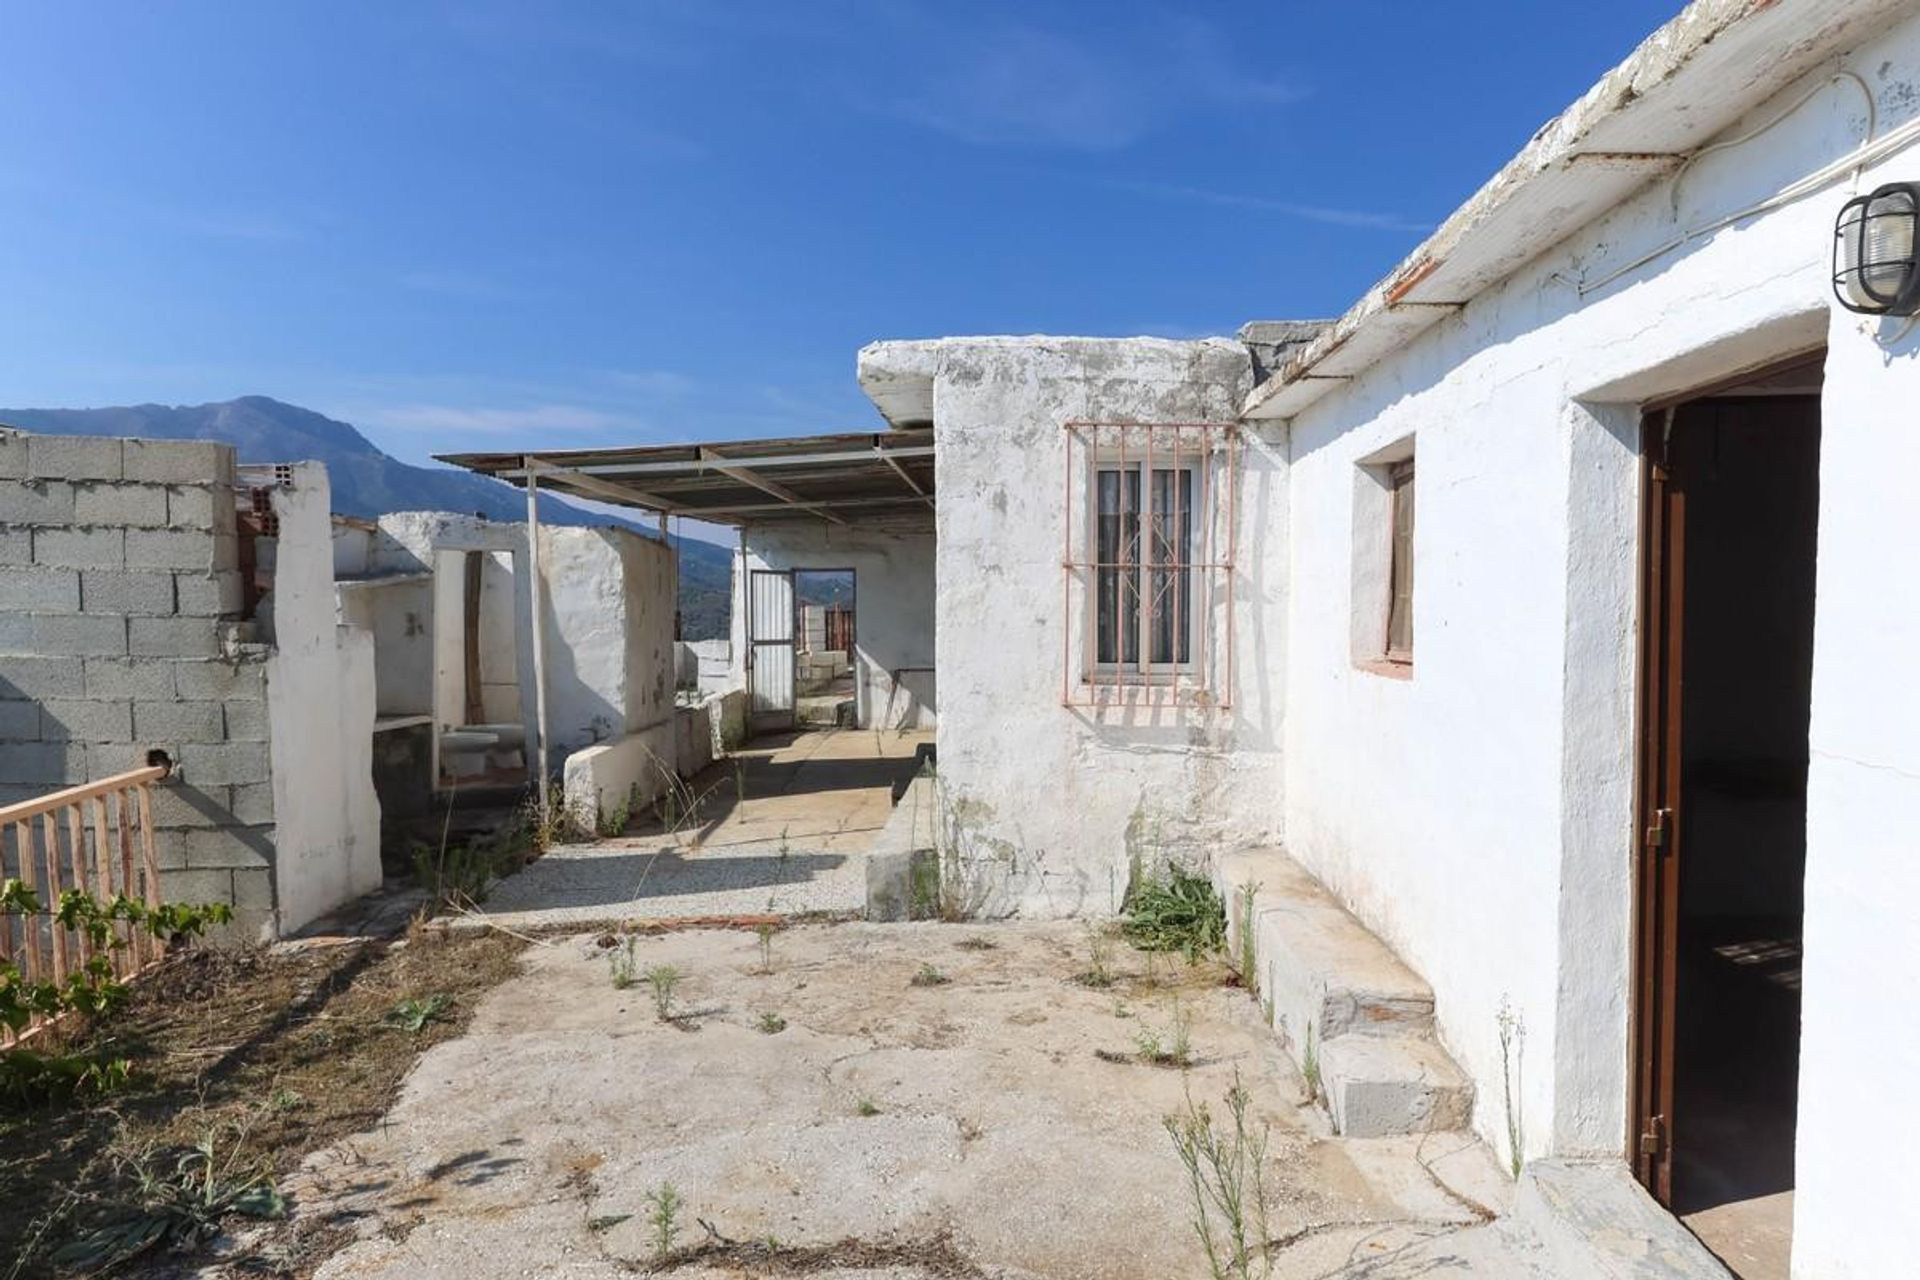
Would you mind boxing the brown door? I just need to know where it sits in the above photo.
[1633,406,1685,1203]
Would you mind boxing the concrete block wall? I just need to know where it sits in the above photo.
[0,429,279,935]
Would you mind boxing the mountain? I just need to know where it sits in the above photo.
[0,396,735,639]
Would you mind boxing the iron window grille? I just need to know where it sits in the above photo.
[1061,420,1238,711]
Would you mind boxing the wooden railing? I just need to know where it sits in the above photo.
[0,754,171,1045]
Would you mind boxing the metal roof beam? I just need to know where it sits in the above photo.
[498,443,933,481]
[698,448,847,526]
[526,456,686,513]
[876,445,935,511]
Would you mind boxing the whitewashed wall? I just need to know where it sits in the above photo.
[1274,17,1920,1272]
[727,522,937,730]
[877,337,1286,917]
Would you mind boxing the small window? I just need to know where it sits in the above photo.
[1384,460,1414,662]
[1095,462,1194,668]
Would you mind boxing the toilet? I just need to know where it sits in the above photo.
[439,727,501,779]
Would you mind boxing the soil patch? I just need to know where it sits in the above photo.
[0,929,524,1278]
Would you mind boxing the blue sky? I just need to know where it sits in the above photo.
[2,1,1683,472]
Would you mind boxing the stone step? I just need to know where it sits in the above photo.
[1514,1160,1733,1280]
[1320,1034,1475,1137]
[1214,847,1436,1059]
[1327,1220,1559,1277]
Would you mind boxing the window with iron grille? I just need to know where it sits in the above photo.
[1062,421,1237,710]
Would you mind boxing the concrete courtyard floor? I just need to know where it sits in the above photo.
[477,728,932,928]
[288,921,1512,1280]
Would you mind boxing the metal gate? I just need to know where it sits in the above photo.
[747,569,796,729]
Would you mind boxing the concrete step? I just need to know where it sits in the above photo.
[1214,847,1436,1055]
[1514,1160,1733,1279]
[1328,1220,1558,1278]
[1320,1034,1475,1137]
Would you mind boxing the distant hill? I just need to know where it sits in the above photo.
[0,396,734,639]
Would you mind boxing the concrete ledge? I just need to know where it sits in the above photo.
[560,721,678,829]
[1320,1035,1474,1138]
[1515,1160,1732,1280]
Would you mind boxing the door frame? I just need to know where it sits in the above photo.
[747,568,797,732]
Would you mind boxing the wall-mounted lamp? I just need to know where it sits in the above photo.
[1834,182,1920,315]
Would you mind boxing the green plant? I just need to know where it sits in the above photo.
[268,1086,304,1113]
[855,1096,881,1117]
[1300,1021,1321,1102]
[1235,883,1259,991]
[1498,997,1525,1178]
[755,1011,787,1035]
[384,993,453,1033]
[1073,924,1117,989]
[1164,1070,1274,1280]
[610,935,640,990]
[597,787,634,838]
[909,963,950,988]
[643,1181,683,1261]
[52,1124,285,1272]
[753,923,777,974]
[1134,1002,1194,1068]
[777,824,792,862]
[0,1048,130,1109]
[645,964,683,1021]
[1121,866,1226,963]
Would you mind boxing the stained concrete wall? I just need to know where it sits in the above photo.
[727,523,936,731]
[859,337,1282,916]
[1268,17,1920,1267]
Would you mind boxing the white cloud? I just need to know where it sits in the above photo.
[1110,179,1433,234]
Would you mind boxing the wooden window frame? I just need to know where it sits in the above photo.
[1382,458,1415,668]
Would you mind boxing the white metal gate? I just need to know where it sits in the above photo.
[748,569,796,728]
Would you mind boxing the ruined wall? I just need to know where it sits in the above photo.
[870,336,1283,916]
[727,522,936,731]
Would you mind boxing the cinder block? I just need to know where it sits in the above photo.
[231,865,276,911]
[0,655,86,700]
[27,434,123,482]
[80,569,175,616]
[84,656,174,700]
[30,614,128,657]
[126,528,218,571]
[213,532,239,571]
[38,699,133,743]
[173,571,242,617]
[0,701,40,741]
[0,479,76,524]
[124,439,232,486]
[73,482,168,527]
[154,866,236,908]
[0,566,80,611]
[146,782,232,830]
[0,432,26,479]
[85,741,156,776]
[173,658,266,701]
[134,699,224,742]
[222,699,270,741]
[175,741,270,786]
[183,825,273,869]
[33,526,124,569]
[0,528,31,565]
[129,617,221,658]
[165,485,221,530]
[229,781,275,823]
[0,740,84,785]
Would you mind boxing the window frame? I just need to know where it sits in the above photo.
[1086,453,1202,684]
[1382,458,1415,666]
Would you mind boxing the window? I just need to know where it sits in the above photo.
[1062,420,1237,710]
[1384,460,1414,661]
[1095,462,1194,667]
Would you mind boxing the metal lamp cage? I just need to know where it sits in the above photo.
[1833,181,1920,315]
[1061,420,1239,712]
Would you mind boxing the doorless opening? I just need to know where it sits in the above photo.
[793,569,856,727]
[1635,354,1822,1279]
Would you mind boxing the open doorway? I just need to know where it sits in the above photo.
[793,569,856,727]
[1634,354,1822,1279]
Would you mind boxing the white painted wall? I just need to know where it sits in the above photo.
[1267,18,1920,1273]
[728,522,937,731]
[262,464,382,933]
[869,337,1285,917]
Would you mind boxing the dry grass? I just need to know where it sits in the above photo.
[0,930,524,1278]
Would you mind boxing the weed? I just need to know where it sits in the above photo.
[609,935,640,990]
[909,963,950,988]
[1073,924,1117,989]
[1122,865,1227,963]
[384,993,453,1033]
[1134,1003,1195,1068]
[753,923,777,974]
[1235,883,1259,991]
[1164,1070,1274,1280]
[855,1096,881,1117]
[644,1181,683,1261]
[777,825,792,862]
[1498,997,1525,1178]
[755,1012,787,1035]
[1300,1022,1321,1102]
[952,935,997,952]
[597,787,634,838]
[53,1122,286,1273]
[267,1086,303,1113]
[644,965,683,1021]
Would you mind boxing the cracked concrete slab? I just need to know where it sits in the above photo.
[289,922,1514,1279]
